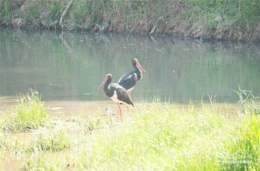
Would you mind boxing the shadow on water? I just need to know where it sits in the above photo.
[1,28,260,106]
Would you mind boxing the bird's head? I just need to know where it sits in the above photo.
[132,58,145,72]
[98,74,112,89]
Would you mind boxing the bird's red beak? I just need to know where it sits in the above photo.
[136,62,146,72]
[98,76,108,89]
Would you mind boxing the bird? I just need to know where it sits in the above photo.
[118,58,145,94]
[99,74,134,120]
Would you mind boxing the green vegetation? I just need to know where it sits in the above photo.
[72,103,260,171]
[223,114,260,170]
[1,90,47,132]
[0,90,260,170]
[181,0,260,29]
[0,0,25,23]
[233,85,260,115]
[29,128,70,152]
[1,0,260,40]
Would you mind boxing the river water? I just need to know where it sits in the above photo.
[1,29,260,113]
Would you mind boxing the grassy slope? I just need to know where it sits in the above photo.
[1,0,260,41]
[0,91,260,170]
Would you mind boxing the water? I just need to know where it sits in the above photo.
[1,29,260,109]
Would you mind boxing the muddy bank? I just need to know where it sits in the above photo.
[1,0,260,42]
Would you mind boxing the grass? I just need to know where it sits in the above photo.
[28,127,70,152]
[0,91,260,170]
[71,103,235,170]
[222,114,260,170]
[181,0,260,29]
[1,90,47,132]
[1,0,260,34]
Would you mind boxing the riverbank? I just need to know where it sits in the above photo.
[1,0,260,42]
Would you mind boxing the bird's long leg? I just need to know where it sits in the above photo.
[117,103,122,122]
[127,91,132,113]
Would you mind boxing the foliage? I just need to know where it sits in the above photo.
[29,128,70,152]
[1,90,260,169]
[0,87,260,171]
[2,90,48,132]
[22,3,40,23]
[181,0,260,29]
[220,114,260,170]
[1,0,260,31]
[0,0,12,23]
[72,102,233,170]
[45,1,66,21]
[232,85,260,114]
[0,0,25,23]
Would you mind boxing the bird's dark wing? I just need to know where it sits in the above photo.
[115,86,134,107]
[118,71,137,90]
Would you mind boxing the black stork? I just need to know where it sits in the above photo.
[99,74,134,120]
[118,58,145,93]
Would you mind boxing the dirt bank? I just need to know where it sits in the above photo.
[1,0,260,42]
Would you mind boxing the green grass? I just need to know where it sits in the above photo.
[28,127,70,152]
[71,103,236,170]
[222,114,260,170]
[1,90,48,132]
[1,0,260,33]
[181,0,260,29]
[0,91,260,170]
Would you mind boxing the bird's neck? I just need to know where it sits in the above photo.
[134,65,142,79]
[104,79,111,90]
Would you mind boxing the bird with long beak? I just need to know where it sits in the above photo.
[118,58,145,94]
[99,74,134,120]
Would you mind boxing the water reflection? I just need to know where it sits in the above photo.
[0,29,260,104]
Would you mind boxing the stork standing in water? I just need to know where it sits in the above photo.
[99,74,134,120]
[118,58,145,94]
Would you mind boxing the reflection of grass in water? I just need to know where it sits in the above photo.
[1,91,260,170]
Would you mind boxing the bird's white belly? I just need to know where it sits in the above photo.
[110,90,120,103]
